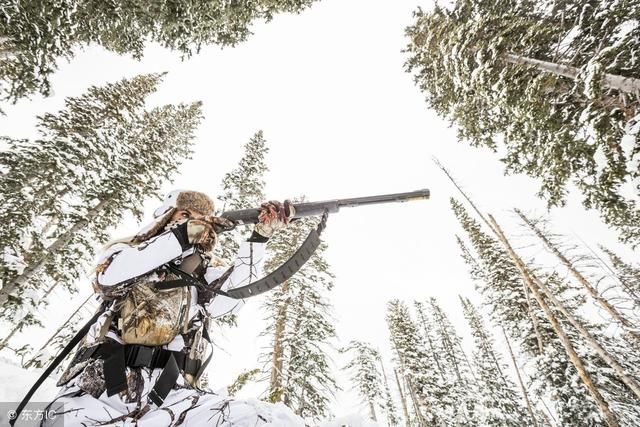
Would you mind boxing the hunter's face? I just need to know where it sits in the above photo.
[170,208,206,223]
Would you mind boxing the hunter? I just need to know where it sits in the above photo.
[42,190,303,426]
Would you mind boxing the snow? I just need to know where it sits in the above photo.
[2,251,27,275]
[0,356,59,426]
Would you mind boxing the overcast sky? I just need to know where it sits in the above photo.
[1,0,637,422]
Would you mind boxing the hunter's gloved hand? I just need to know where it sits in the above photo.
[250,200,296,242]
[187,219,217,251]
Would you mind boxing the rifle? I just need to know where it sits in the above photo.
[218,189,430,300]
[220,189,430,225]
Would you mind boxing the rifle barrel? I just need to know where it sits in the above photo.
[220,189,430,225]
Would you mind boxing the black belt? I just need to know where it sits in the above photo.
[75,342,201,406]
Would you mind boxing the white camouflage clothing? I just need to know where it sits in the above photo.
[41,224,304,427]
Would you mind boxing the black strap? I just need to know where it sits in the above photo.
[164,264,231,297]
[11,303,107,426]
[104,343,127,396]
[225,210,329,299]
[148,353,179,406]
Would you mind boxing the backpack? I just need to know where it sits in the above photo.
[117,252,205,346]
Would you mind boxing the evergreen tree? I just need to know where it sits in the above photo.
[23,294,96,369]
[423,297,478,425]
[0,0,319,102]
[451,198,610,425]
[260,214,336,421]
[0,74,201,344]
[341,340,384,422]
[489,209,640,425]
[406,1,640,245]
[379,359,401,427]
[601,246,640,315]
[516,209,638,343]
[386,299,446,425]
[459,296,534,426]
[215,131,268,265]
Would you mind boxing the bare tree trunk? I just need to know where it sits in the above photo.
[0,197,111,307]
[368,401,378,422]
[435,159,546,352]
[394,368,411,427]
[504,53,640,94]
[502,327,539,427]
[540,399,558,427]
[489,214,620,427]
[516,209,640,342]
[269,281,290,403]
[24,294,94,369]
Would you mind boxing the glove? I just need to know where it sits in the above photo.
[187,219,217,251]
[252,200,296,241]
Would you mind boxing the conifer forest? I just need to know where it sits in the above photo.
[0,1,639,426]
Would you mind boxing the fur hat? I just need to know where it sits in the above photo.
[132,190,215,243]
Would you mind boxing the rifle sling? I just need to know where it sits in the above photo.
[225,211,328,300]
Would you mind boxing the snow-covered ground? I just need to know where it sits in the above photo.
[0,357,58,426]
[0,357,379,427]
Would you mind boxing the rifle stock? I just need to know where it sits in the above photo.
[220,189,430,225]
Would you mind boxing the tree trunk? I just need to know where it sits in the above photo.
[404,375,429,427]
[380,360,399,426]
[269,281,290,402]
[24,293,94,369]
[394,368,411,427]
[489,214,620,427]
[0,315,23,352]
[368,401,378,422]
[503,53,640,94]
[516,209,640,343]
[0,197,111,307]
[436,160,545,353]
[502,327,539,427]
[1,274,69,351]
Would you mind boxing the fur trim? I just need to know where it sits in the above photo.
[175,191,215,216]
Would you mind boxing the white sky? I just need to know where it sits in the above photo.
[1,0,637,422]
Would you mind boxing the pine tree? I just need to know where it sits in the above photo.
[516,209,640,345]
[386,299,446,425]
[601,246,640,314]
[341,340,384,422]
[488,213,640,426]
[215,131,268,265]
[0,0,319,102]
[379,359,401,427]
[459,296,534,426]
[0,74,202,346]
[260,214,336,421]
[423,297,478,425]
[23,294,96,369]
[451,198,611,425]
[407,1,640,245]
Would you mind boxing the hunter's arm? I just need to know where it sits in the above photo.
[95,223,191,289]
